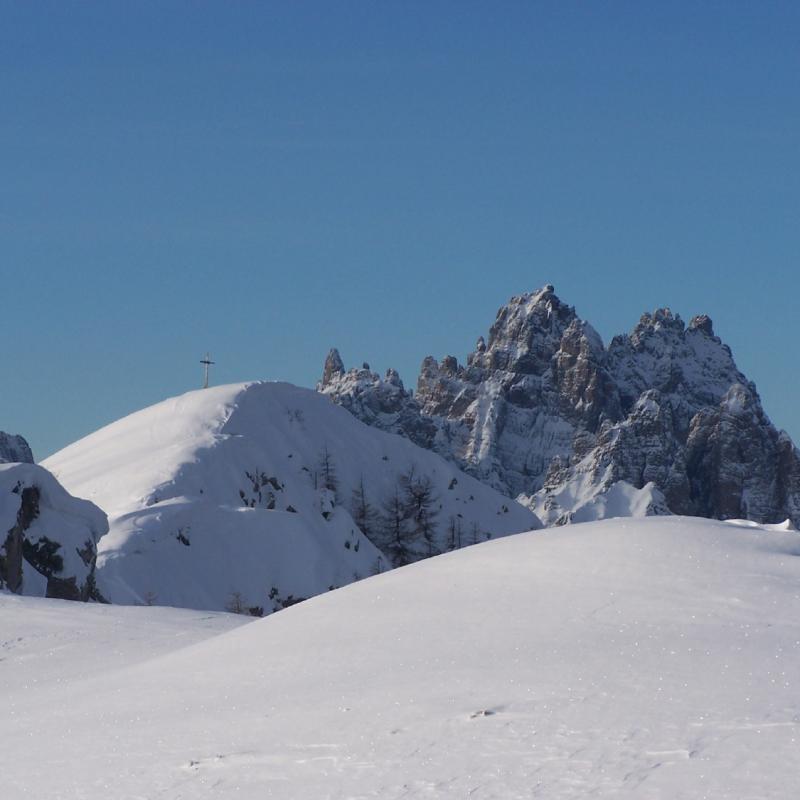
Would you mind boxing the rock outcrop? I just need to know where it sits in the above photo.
[0,462,107,600]
[0,432,34,464]
[320,285,800,527]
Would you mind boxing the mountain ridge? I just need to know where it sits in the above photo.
[320,285,800,526]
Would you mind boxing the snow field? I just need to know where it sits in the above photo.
[3,515,799,799]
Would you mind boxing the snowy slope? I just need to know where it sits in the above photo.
[527,475,671,526]
[43,382,538,611]
[0,593,248,687]
[4,516,800,798]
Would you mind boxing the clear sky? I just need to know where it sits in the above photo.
[3,1,799,459]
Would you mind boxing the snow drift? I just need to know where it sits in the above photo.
[3,515,799,798]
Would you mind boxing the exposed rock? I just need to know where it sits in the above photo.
[320,285,800,528]
[0,432,34,464]
[317,356,437,450]
[684,384,800,524]
[321,348,345,387]
[0,462,107,600]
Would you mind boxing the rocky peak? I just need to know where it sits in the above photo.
[627,308,686,345]
[320,348,345,387]
[319,284,800,529]
[689,314,714,336]
[0,432,34,464]
[608,305,747,428]
[470,285,579,375]
[317,352,437,451]
[384,367,404,387]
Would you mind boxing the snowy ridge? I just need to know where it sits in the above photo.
[4,516,800,798]
[44,382,539,612]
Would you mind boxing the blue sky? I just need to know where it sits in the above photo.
[2,1,799,459]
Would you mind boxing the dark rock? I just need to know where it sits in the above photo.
[0,432,34,464]
[321,348,345,387]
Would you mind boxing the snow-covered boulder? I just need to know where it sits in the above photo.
[0,462,107,600]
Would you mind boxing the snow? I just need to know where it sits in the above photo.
[43,382,538,611]
[725,517,796,532]
[720,383,752,415]
[0,593,247,687]
[565,479,667,524]
[0,462,107,596]
[3,515,800,798]
[526,474,669,527]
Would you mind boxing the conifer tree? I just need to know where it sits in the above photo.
[446,515,463,551]
[317,444,339,497]
[351,474,376,538]
[377,485,414,566]
[401,468,440,558]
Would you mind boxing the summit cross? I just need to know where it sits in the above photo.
[200,352,215,389]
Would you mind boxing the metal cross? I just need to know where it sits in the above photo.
[200,352,215,389]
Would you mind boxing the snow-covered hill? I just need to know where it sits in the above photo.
[43,382,538,611]
[4,516,799,798]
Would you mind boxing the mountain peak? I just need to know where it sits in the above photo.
[633,308,685,339]
[320,286,800,529]
[321,348,345,387]
[471,284,578,374]
[689,314,715,336]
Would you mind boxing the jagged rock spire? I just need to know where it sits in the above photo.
[321,348,345,387]
[689,314,714,336]
[470,285,580,374]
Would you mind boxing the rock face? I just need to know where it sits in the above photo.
[0,432,34,464]
[320,286,800,527]
[0,462,107,600]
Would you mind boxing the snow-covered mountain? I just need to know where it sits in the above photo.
[4,515,800,798]
[0,462,107,599]
[43,381,538,612]
[320,285,800,527]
